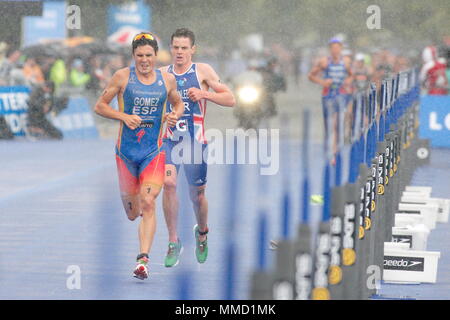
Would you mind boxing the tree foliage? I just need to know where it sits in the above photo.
[3,0,448,51]
[150,0,450,50]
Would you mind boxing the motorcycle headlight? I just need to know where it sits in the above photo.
[237,86,260,104]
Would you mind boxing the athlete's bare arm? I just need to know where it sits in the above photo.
[94,68,142,130]
[162,72,184,127]
[188,63,235,107]
[308,57,333,87]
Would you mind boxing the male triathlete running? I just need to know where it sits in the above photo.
[94,33,184,280]
[160,28,235,267]
[308,38,352,163]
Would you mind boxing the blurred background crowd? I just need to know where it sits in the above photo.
[0,0,449,140]
[2,36,449,97]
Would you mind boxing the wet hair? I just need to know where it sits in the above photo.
[132,32,159,55]
[171,28,195,47]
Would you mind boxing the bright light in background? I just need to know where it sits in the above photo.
[238,86,260,104]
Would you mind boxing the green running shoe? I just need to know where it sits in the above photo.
[164,238,183,267]
[194,224,208,264]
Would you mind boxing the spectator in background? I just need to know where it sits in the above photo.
[393,55,410,73]
[85,55,106,94]
[371,49,394,91]
[49,56,67,93]
[26,81,63,139]
[352,53,371,93]
[260,57,286,117]
[5,50,27,86]
[0,42,11,85]
[70,58,91,89]
[0,44,15,139]
[0,115,14,139]
[40,55,56,82]
[23,56,45,87]
[420,46,448,95]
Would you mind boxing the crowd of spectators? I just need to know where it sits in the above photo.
[0,37,449,140]
[0,39,133,139]
[0,40,132,96]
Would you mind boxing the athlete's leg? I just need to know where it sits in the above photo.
[188,178,209,263]
[185,144,209,242]
[163,164,180,243]
[116,155,141,220]
[332,107,338,158]
[322,96,337,163]
[181,142,209,264]
[326,96,339,164]
[189,184,208,241]
[162,139,181,243]
[161,140,184,267]
[138,151,165,255]
[188,180,209,264]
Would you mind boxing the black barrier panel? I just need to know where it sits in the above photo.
[249,68,427,300]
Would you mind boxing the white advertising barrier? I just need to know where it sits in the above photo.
[405,186,433,194]
[384,242,410,251]
[391,225,430,251]
[401,191,450,223]
[398,203,438,230]
[402,190,431,198]
[395,214,426,228]
[383,245,440,284]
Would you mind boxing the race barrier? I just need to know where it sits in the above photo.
[248,68,449,300]
[0,86,31,137]
[419,95,450,148]
[0,86,98,139]
[50,97,99,139]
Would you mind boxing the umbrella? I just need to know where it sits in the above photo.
[73,42,117,55]
[63,36,95,48]
[22,44,56,57]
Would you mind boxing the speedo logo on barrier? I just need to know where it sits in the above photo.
[384,256,424,271]
[392,235,413,248]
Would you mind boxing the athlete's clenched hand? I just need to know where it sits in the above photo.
[187,87,205,102]
[123,114,142,130]
[165,111,179,127]
[321,79,334,87]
